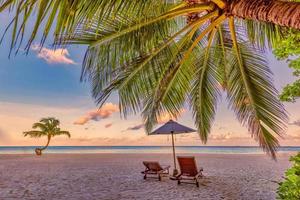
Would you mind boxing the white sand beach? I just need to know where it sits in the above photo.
[0,153,294,200]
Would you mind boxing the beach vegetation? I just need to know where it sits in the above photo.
[277,152,300,200]
[273,0,300,103]
[23,117,71,156]
[273,29,300,102]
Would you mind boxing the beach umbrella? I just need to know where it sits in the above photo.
[149,120,196,176]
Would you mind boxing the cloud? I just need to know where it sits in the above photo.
[122,109,186,132]
[104,123,113,128]
[74,116,90,125]
[210,133,233,140]
[289,120,300,126]
[157,109,186,124]
[88,103,119,120]
[126,124,144,131]
[74,103,119,125]
[209,132,250,141]
[68,136,133,145]
[32,45,76,65]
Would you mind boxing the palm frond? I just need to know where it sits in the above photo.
[215,26,229,90]
[82,12,218,118]
[142,42,195,132]
[241,19,284,49]
[32,122,47,131]
[40,117,60,127]
[227,17,288,158]
[191,27,222,143]
[0,0,170,51]
[23,130,46,138]
[55,131,71,138]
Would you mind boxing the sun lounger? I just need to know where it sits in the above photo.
[141,161,170,181]
[176,156,203,187]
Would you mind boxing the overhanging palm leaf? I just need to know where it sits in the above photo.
[191,27,222,143]
[227,18,287,157]
[54,131,71,138]
[242,19,284,49]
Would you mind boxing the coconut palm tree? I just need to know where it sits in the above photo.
[24,117,70,155]
[1,0,300,158]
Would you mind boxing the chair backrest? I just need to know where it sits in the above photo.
[177,156,198,176]
[143,161,163,171]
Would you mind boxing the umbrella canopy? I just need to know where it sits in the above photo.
[149,120,196,135]
[150,120,196,176]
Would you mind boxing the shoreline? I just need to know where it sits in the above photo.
[0,146,298,156]
[0,151,297,156]
[1,145,299,147]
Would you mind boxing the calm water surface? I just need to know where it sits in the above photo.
[0,146,299,154]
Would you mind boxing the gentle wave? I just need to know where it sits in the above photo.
[0,146,299,154]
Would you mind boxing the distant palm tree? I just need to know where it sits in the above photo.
[24,117,70,156]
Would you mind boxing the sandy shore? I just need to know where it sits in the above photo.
[0,153,295,200]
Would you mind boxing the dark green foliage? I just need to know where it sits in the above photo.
[280,80,300,102]
[277,153,300,200]
[272,0,300,102]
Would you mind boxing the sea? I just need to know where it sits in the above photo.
[0,146,299,154]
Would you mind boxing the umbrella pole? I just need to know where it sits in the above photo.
[171,131,178,176]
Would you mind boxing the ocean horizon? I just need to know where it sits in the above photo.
[0,146,299,154]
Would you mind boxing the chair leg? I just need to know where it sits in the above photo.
[158,174,161,181]
[144,174,147,180]
[196,179,199,187]
[177,180,181,185]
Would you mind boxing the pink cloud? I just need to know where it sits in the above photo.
[126,124,144,131]
[74,103,119,125]
[157,109,186,124]
[32,45,76,65]
[88,103,119,120]
[209,132,250,141]
[73,116,90,125]
[122,109,186,131]
[289,120,300,126]
[105,123,113,128]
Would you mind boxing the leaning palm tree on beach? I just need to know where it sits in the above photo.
[24,117,70,155]
[2,0,300,158]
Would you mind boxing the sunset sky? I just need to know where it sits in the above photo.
[0,12,299,147]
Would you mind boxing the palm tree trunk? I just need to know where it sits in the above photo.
[228,0,300,29]
[41,135,51,150]
[35,135,51,156]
